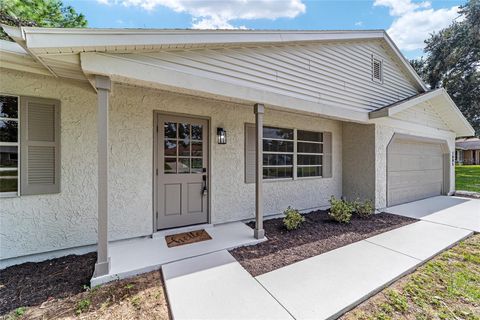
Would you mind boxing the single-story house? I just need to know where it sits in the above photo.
[0,27,475,281]
[455,137,480,165]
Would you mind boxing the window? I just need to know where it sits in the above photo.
[297,130,323,178]
[262,127,294,179]
[261,127,324,180]
[0,95,19,195]
[372,56,383,83]
[245,125,332,183]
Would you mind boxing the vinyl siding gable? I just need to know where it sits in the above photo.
[105,39,420,114]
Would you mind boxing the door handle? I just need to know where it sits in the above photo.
[202,174,208,196]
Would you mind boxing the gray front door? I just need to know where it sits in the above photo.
[157,114,208,230]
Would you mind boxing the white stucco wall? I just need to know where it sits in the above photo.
[373,117,456,209]
[1,69,342,263]
[1,68,98,261]
[111,83,343,225]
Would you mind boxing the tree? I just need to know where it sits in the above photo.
[411,0,480,136]
[0,0,87,40]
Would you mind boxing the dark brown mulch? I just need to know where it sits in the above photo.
[0,252,96,315]
[230,210,417,277]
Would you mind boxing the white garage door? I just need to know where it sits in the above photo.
[387,138,444,206]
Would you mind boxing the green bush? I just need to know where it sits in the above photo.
[329,196,354,223]
[283,206,305,230]
[353,199,375,217]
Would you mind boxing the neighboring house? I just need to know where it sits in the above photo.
[456,137,480,165]
[0,27,474,278]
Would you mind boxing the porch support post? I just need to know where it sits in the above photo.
[93,75,111,277]
[254,103,265,239]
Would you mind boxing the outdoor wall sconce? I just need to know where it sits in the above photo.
[217,127,227,144]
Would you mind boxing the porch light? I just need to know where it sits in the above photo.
[217,127,227,144]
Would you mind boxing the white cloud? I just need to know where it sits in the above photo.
[374,0,461,51]
[354,21,363,26]
[99,0,306,29]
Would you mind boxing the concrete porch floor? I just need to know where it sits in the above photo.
[90,221,264,286]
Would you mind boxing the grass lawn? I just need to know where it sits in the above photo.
[456,165,480,193]
[342,234,480,320]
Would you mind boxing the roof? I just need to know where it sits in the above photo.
[456,138,480,150]
[369,88,475,137]
[1,25,427,91]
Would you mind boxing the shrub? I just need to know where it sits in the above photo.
[283,206,305,230]
[353,199,375,217]
[329,196,354,223]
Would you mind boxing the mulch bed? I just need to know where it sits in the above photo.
[230,210,417,277]
[0,252,96,315]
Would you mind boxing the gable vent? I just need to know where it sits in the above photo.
[372,56,383,83]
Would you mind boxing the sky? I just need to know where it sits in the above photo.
[64,0,466,59]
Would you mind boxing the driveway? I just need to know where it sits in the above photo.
[385,195,480,232]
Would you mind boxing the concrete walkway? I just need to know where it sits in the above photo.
[163,250,293,320]
[385,196,480,232]
[162,209,474,319]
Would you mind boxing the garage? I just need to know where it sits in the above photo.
[387,135,447,207]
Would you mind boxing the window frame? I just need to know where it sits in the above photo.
[0,94,20,197]
[262,125,324,181]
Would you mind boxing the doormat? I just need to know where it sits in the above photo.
[165,229,212,248]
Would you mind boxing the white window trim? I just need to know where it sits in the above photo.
[0,94,20,197]
[262,126,324,181]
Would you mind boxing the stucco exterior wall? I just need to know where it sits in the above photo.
[1,68,342,262]
[111,83,343,225]
[1,68,98,261]
[342,122,376,202]
[373,118,456,208]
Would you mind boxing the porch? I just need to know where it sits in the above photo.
[91,221,264,286]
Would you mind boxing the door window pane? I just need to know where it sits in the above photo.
[164,140,177,156]
[178,123,190,139]
[0,96,18,118]
[164,122,177,139]
[164,157,176,174]
[178,139,190,157]
[191,125,202,140]
[191,158,203,173]
[192,141,202,156]
[178,158,190,173]
[0,120,18,142]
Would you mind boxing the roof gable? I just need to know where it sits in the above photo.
[369,88,475,137]
[1,26,427,91]
[89,39,419,113]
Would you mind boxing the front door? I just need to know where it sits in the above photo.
[156,114,209,230]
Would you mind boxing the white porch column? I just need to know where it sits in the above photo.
[93,75,111,277]
[254,103,265,239]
